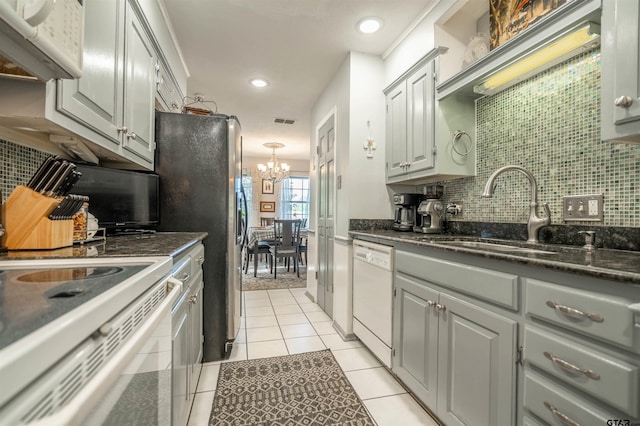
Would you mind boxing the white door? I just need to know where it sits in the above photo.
[316,115,335,317]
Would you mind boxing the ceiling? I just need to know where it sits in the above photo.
[161,0,436,161]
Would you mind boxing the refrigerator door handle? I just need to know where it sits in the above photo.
[240,186,248,250]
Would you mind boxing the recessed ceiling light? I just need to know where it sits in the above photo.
[358,17,382,34]
[250,78,269,88]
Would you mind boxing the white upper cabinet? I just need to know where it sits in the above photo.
[601,0,640,143]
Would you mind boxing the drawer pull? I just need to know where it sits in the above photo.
[545,300,604,323]
[543,351,600,380]
[544,402,580,426]
[435,303,446,312]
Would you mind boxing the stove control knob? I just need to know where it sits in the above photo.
[98,323,112,337]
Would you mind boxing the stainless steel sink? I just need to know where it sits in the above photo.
[432,240,557,255]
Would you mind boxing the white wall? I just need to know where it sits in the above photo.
[348,52,392,225]
[383,0,456,85]
[308,52,388,335]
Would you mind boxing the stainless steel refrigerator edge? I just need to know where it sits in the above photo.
[155,111,244,361]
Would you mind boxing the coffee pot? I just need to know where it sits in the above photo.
[414,185,444,234]
[392,193,422,232]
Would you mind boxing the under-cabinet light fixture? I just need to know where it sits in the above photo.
[474,22,600,95]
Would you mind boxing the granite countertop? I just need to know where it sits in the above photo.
[349,230,640,285]
[0,232,208,261]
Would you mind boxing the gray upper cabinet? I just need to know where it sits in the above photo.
[57,0,157,169]
[385,82,408,179]
[385,56,436,182]
[393,249,517,426]
[601,0,640,143]
[56,0,124,151]
[384,48,475,185]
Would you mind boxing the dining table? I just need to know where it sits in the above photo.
[245,226,308,275]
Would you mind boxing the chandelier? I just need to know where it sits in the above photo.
[257,142,290,183]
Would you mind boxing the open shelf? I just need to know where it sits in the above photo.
[434,0,602,100]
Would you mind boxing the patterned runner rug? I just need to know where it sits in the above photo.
[209,350,375,426]
[242,262,306,291]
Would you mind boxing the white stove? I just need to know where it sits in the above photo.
[0,256,174,421]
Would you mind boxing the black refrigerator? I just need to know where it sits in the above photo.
[155,111,246,361]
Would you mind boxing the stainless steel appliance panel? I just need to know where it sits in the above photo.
[155,111,242,361]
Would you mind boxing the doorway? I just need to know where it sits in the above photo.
[316,114,335,317]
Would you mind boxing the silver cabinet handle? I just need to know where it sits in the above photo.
[615,95,634,108]
[197,255,204,265]
[189,294,198,304]
[435,303,446,312]
[117,126,128,134]
[545,300,604,322]
[544,402,580,426]
[126,132,137,140]
[427,300,436,307]
[543,351,600,380]
[180,272,190,282]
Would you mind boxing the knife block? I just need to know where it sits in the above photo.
[2,186,73,250]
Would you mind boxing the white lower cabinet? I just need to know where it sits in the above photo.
[393,250,517,426]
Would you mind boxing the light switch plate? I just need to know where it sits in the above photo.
[562,194,604,221]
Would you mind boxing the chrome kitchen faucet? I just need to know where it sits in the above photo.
[481,165,551,243]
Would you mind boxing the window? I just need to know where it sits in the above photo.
[279,176,309,225]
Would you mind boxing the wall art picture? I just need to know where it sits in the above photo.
[260,201,275,212]
[490,0,567,50]
[262,179,274,194]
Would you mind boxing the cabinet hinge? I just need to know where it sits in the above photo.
[433,72,438,82]
[316,145,321,156]
[386,104,389,113]
[392,348,396,357]
[393,287,396,297]
[516,345,524,366]
[432,146,437,156]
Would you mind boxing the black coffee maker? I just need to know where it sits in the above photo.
[392,193,423,231]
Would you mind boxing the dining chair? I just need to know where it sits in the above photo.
[260,217,274,227]
[269,219,302,279]
[244,239,271,277]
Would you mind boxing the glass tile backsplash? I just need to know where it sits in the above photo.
[2,48,640,229]
[441,48,640,228]
[0,141,50,203]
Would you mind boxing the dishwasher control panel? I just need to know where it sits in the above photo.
[353,240,393,271]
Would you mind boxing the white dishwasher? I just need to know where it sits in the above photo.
[352,240,394,367]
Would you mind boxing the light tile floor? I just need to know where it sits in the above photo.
[187,288,439,426]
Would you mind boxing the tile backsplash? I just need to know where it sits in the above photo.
[441,48,640,228]
[0,141,49,203]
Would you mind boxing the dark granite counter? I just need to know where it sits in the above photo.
[349,229,640,285]
[0,232,208,261]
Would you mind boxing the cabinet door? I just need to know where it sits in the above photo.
[188,275,204,397]
[392,274,439,408]
[436,293,517,426]
[172,304,189,426]
[122,1,156,166]
[406,62,435,173]
[56,0,124,147]
[385,83,408,178]
[601,0,640,142]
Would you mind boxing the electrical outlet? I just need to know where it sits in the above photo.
[562,194,604,222]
